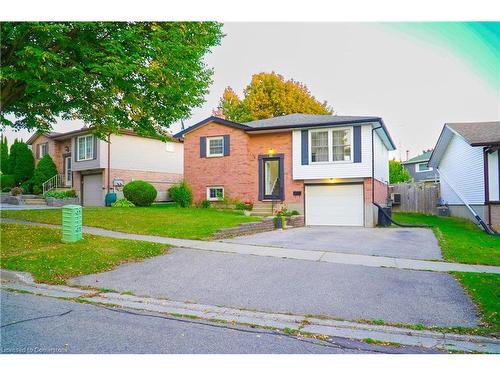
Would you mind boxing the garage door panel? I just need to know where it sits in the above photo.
[305,184,364,226]
[83,174,104,206]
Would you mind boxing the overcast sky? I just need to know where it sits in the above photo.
[3,22,499,160]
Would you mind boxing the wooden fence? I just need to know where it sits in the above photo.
[390,183,440,215]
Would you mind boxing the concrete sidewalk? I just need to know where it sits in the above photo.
[4,218,500,274]
[2,273,498,354]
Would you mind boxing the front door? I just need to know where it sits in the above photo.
[64,156,72,187]
[262,157,282,200]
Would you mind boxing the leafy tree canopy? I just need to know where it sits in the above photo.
[1,22,224,139]
[219,72,333,123]
[389,159,411,184]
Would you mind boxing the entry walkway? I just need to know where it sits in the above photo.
[3,218,500,274]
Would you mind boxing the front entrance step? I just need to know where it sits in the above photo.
[24,198,47,205]
[251,202,277,216]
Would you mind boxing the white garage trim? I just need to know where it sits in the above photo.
[305,183,364,226]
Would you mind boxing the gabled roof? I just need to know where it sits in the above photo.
[174,113,396,150]
[402,150,433,165]
[26,131,62,145]
[446,121,500,146]
[429,121,500,167]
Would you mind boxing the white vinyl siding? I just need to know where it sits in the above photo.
[293,125,374,180]
[439,134,484,205]
[77,135,94,161]
[488,150,499,201]
[373,131,389,183]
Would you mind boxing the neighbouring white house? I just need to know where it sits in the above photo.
[428,121,500,231]
[28,128,184,206]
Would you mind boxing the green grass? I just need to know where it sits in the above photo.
[0,203,260,240]
[453,272,500,332]
[392,212,499,266]
[0,223,168,284]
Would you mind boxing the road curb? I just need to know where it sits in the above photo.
[2,279,499,353]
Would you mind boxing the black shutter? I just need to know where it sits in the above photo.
[301,130,309,165]
[200,136,206,158]
[93,135,97,160]
[353,126,362,163]
[223,135,230,156]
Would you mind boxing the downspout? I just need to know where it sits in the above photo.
[371,125,430,228]
[438,166,499,236]
[107,133,111,192]
[484,148,492,230]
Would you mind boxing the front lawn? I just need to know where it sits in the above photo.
[0,204,260,240]
[393,212,499,266]
[453,272,500,333]
[0,223,168,284]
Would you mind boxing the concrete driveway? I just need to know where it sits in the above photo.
[71,248,478,327]
[222,226,442,260]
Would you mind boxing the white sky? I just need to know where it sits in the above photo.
[3,23,499,161]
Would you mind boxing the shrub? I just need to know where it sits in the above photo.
[0,174,15,191]
[11,186,24,196]
[45,189,77,199]
[32,154,58,194]
[168,180,192,208]
[112,198,135,207]
[197,199,211,209]
[12,141,34,185]
[290,210,300,216]
[235,201,253,210]
[123,180,157,207]
[20,180,33,194]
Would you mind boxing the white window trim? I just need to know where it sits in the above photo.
[416,162,432,172]
[76,134,94,161]
[309,127,353,164]
[207,186,224,201]
[39,143,48,158]
[206,136,224,157]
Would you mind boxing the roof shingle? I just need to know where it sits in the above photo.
[446,121,500,145]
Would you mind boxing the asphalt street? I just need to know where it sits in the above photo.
[0,291,440,354]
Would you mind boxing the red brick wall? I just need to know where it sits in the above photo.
[30,136,72,173]
[363,177,388,204]
[183,122,253,203]
[247,132,303,204]
[183,121,304,205]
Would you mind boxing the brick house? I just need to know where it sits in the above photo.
[28,128,183,206]
[175,114,396,227]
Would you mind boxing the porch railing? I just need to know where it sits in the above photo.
[42,174,65,195]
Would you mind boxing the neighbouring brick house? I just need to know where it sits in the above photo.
[175,114,396,227]
[28,128,183,206]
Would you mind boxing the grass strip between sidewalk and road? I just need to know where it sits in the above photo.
[0,223,169,284]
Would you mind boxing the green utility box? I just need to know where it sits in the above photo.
[61,204,83,243]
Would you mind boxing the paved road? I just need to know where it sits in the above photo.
[223,226,442,260]
[71,248,478,327]
[0,291,440,354]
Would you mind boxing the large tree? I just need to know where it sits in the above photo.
[219,72,333,122]
[1,22,224,138]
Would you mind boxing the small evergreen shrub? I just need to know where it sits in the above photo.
[168,180,192,208]
[32,154,58,194]
[123,180,157,207]
[11,186,24,196]
[112,198,135,207]
[290,210,300,216]
[45,189,77,199]
[0,174,15,191]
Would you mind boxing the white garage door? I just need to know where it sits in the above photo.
[305,184,364,226]
[83,174,104,206]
